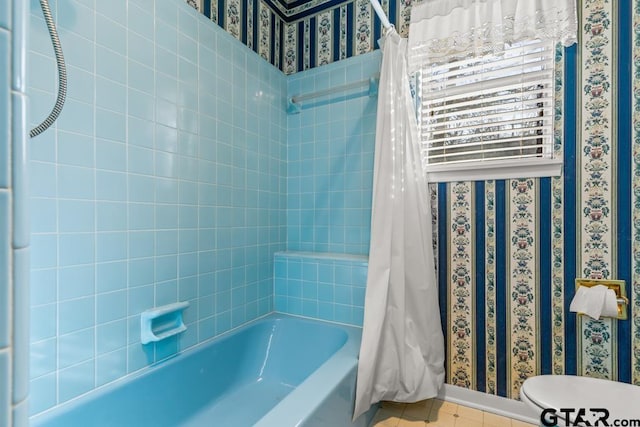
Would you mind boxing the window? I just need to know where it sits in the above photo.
[417,39,562,182]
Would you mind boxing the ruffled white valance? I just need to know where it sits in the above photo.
[407,0,577,73]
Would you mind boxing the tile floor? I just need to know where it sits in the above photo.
[370,399,538,427]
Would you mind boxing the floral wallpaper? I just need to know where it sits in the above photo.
[507,178,539,397]
[448,182,475,390]
[436,0,640,400]
[551,44,566,378]
[185,0,410,74]
[437,42,569,400]
[578,0,616,379]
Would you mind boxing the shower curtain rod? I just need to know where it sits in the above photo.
[369,0,392,30]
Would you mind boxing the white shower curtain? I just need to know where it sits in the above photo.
[353,29,445,420]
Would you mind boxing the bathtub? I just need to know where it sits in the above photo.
[30,314,378,427]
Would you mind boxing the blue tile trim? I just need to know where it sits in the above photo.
[539,178,552,375]
[11,0,26,92]
[563,42,578,376]
[495,179,507,397]
[11,93,28,249]
[0,29,10,189]
[12,247,29,404]
[0,350,9,426]
[0,191,10,349]
[475,181,486,393]
[616,0,632,384]
[13,399,28,427]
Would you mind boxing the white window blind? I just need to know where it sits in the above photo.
[418,39,561,182]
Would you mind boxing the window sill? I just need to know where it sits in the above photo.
[424,159,563,183]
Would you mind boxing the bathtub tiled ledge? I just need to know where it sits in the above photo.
[274,251,368,264]
[274,251,369,326]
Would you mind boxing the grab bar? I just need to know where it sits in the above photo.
[287,74,379,114]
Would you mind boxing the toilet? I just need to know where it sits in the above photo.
[520,375,640,426]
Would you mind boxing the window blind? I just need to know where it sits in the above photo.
[418,40,556,170]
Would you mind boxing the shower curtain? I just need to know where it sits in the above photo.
[353,29,445,420]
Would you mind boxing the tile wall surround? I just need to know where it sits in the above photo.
[1,0,30,425]
[286,51,380,255]
[27,0,286,415]
[274,251,368,326]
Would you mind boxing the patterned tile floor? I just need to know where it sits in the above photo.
[370,399,537,427]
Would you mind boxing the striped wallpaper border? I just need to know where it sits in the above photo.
[577,0,617,380]
[506,179,540,399]
[193,0,410,73]
[552,44,566,376]
[447,182,475,390]
[485,181,497,395]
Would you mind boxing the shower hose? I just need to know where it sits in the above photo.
[29,0,67,138]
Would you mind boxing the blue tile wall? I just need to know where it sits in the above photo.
[2,0,30,425]
[274,251,368,326]
[286,52,380,255]
[0,22,11,419]
[28,0,286,416]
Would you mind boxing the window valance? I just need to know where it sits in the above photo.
[407,0,577,73]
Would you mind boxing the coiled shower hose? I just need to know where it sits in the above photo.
[29,0,67,138]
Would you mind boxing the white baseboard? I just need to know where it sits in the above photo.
[437,384,539,425]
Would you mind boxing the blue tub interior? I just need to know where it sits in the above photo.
[31,315,350,427]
